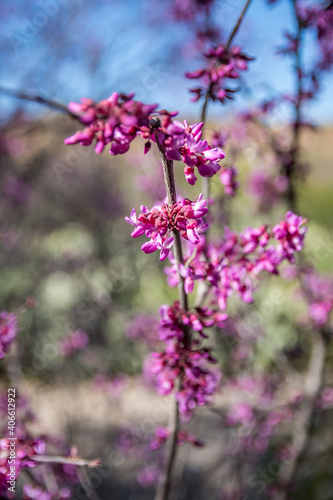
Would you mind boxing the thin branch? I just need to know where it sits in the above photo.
[285,0,303,212]
[30,455,101,468]
[0,86,77,118]
[274,4,327,495]
[77,466,103,500]
[225,0,253,50]
[154,137,190,500]
[200,0,253,211]
[275,330,326,500]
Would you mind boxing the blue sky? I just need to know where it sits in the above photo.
[0,0,332,124]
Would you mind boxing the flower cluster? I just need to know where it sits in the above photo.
[144,300,224,420]
[250,171,288,212]
[150,427,204,450]
[149,340,220,420]
[65,95,225,185]
[169,0,215,22]
[126,194,208,260]
[65,92,157,155]
[0,311,18,359]
[219,165,238,196]
[302,267,333,329]
[59,329,89,357]
[222,374,300,457]
[185,44,253,103]
[272,211,307,263]
[165,212,307,309]
[158,301,228,340]
[0,437,45,497]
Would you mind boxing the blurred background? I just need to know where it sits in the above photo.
[0,0,333,499]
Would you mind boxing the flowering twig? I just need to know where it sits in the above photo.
[154,137,189,500]
[286,0,304,212]
[155,136,189,316]
[200,0,253,202]
[225,0,253,51]
[274,3,328,495]
[30,454,101,468]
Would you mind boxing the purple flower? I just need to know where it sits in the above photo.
[272,211,307,262]
[126,195,208,259]
[65,97,226,185]
[59,330,89,357]
[185,44,254,104]
[219,166,238,196]
[0,311,17,359]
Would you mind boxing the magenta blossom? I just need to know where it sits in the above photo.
[272,211,307,263]
[0,311,18,359]
[219,165,238,196]
[186,44,253,103]
[149,340,220,420]
[59,329,89,357]
[165,213,307,310]
[126,194,208,260]
[65,95,225,185]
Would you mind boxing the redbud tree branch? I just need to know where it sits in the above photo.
[286,0,303,212]
[154,137,189,500]
[30,455,101,468]
[276,330,327,500]
[200,0,253,203]
[275,2,328,496]
[0,86,77,119]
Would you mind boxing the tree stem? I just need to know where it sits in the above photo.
[275,4,327,495]
[154,137,190,500]
[286,0,303,212]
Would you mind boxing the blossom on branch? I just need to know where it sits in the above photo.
[125,194,209,260]
[185,44,253,103]
[65,95,225,185]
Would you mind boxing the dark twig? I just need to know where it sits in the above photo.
[276,330,326,500]
[0,86,77,118]
[200,0,253,204]
[285,0,303,212]
[275,3,328,496]
[225,0,253,51]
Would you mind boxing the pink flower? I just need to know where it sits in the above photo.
[219,166,238,196]
[0,311,17,359]
[272,211,307,262]
[65,96,225,184]
[186,44,253,104]
[309,301,332,326]
[59,330,89,357]
[126,195,208,260]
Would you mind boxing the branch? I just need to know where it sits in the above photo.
[285,0,303,212]
[275,330,326,499]
[154,138,190,500]
[274,7,327,494]
[225,0,253,51]
[0,86,77,119]
[30,455,101,468]
[200,0,253,208]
